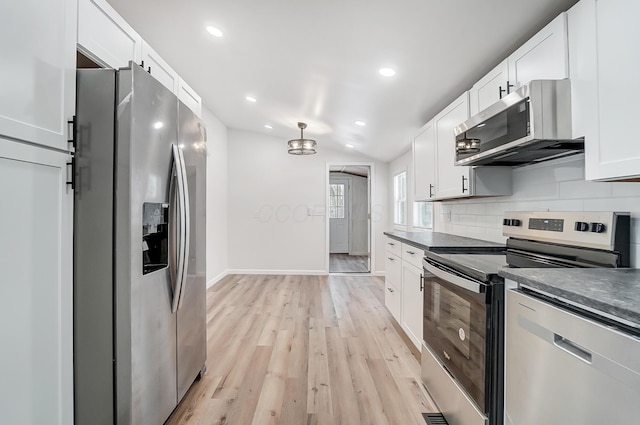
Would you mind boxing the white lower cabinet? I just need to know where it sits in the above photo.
[401,262,423,351]
[570,0,640,181]
[0,139,73,425]
[384,278,402,324]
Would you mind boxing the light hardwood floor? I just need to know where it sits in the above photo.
[328,254,370,273]
[166,274,437,425]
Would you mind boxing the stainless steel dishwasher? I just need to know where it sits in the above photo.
[506,289,640,425]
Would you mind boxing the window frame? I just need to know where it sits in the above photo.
[393,171,407,227]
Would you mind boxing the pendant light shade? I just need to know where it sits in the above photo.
[287,122,317,155]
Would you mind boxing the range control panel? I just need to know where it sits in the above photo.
[502,211,629,250]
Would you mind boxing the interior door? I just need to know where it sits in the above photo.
[329,178,349,253]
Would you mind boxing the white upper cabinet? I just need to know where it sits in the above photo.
[77,0,142,69]
[470,59,509,116]
[469,13,569,117]
[413,120,436,200]
[570,0,640,181]
[141,41,179,94]
[178,77,203,117]
[435,93,472,199]
[0,0,77,151]
[508,13,569,90]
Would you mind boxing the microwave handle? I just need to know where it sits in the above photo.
[422,258,482,294]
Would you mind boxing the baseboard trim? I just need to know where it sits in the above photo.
[207,271,229,288]
[226,269,328,276]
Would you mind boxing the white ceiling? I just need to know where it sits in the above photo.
[107,0,577,162]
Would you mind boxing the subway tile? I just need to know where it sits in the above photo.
[512,182,559,200]
[612,183,640,198]
[558,180,612,199]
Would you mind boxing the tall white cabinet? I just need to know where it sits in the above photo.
[0,0,76,423]
[0,143,74,425]
[0,0,77,151]
[569,0,640,181]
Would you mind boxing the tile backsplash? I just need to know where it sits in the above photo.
[435,155,640,267]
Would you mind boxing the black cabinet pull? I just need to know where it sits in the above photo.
[66,157,76,190]
[67,115,77,149]
[506,80,514,94]
[429,183,434,198]
[499,85,507,99]
[461,175,468,193]
[148,66,152,73]
[420,273,424,292]
[140,60,144,68]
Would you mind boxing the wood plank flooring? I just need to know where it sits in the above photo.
[166,274,437,425]
[328,254,369,273]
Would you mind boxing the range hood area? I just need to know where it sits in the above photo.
[454,79,584,167]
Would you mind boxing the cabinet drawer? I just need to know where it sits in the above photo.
[385,237,402,257]
[402,243,424,269]
[385,253,401,286]
[385,279,401,324]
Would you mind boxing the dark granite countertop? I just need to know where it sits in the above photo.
[499,268,640,331]
[384,231,504,253]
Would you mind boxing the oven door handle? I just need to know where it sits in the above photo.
[423,258,483,294]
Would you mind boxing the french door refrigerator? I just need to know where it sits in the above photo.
[74,63,207,425]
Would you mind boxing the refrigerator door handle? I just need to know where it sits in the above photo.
[171,144,187,314]
[176,146,190,310]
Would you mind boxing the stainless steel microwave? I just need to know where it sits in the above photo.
[454,79,583,166]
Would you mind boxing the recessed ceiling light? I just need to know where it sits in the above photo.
[354,120,366,126]
[264,124,273,129]
[379,67,396,77]
[245,96,257,103]
[206,26,224,37]
[153,121,163,129]
[345,144,355,149]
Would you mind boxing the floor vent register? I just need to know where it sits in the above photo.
[422,413,449,425]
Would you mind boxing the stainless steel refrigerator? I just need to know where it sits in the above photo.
[74,63,207,425]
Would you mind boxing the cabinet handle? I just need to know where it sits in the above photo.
[388,242,395,246]
[406,250,416,255]
[67,115,77,149]
[148,66,152,74]
[387,287,394,293]
[429,184,434,198]
[387,257,395,261]
[499,85,507,99]
[140,60,145,69]
[461,175,468,193]
[506,80,514,94]
[420,273,424,292]
[66,157,76,190]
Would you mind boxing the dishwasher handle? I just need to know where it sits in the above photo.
[554,334,592,363]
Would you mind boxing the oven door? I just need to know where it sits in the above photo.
[422,257,491,413]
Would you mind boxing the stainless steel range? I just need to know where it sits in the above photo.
[420,211,631,425]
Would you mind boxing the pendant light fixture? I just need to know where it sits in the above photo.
[287,122,317,155]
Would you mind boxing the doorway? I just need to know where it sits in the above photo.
[327,164,372,273]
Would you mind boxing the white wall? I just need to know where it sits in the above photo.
[201,107,228,286]
[435,155,640,266]
[227,129,389,274]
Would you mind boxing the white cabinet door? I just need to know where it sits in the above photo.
[77,0,143,69]
[469,59,509,116]
[0,140,73,425]
[508,13,569,89]
[0,0,76,151]
[385,279,402,324]
[141,41,179,94]
[401,262,423,351]
[178,77,202,117]
[412,120,436,201]
[435,92,471,199]
[589,0,640,180]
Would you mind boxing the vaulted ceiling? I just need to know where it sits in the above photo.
[107,0,578,162]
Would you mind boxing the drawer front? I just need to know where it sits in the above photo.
[385,237,402,257]
[385,279,401,323]
[402,243,425,269]
[385,253,402,286]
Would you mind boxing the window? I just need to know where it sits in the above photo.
[393,172,406,226]
[413,202,433,229]
[329,183,345,218]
